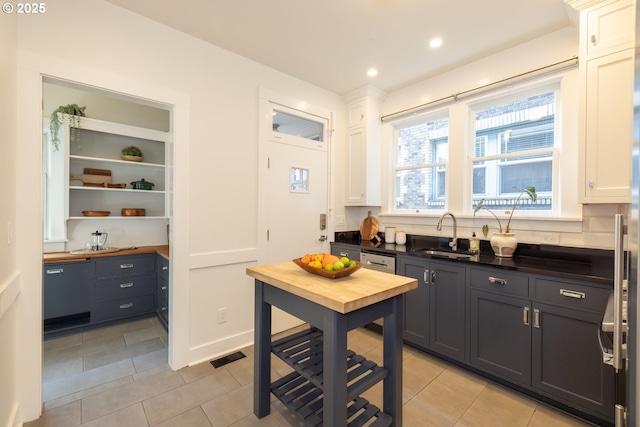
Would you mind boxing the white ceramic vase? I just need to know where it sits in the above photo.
[490,232,517,258]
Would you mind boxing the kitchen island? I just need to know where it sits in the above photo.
[246,261,417,427]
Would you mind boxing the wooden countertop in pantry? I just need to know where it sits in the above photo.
[43,245,169,263]
[246,261,417,314]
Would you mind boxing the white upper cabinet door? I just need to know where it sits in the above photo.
[585,0,635,57]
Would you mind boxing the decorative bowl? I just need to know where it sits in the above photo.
[292,258,363,279]
[82,210,110,217]
[121,208,146,216]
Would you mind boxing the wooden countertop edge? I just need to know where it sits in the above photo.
[247,262,417,314]
[44,245,169,263]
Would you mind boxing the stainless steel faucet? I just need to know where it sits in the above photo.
[436,211,457,251]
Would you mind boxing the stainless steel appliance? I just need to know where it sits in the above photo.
[601,215,629,426]
[360,250,396,274]
[360,250,396,328]
[603,8,640,424]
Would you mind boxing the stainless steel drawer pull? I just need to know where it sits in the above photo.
[120,303,134,309]
[560,289,585,299]
[533,308,540,328]
[339,252,348,257]
[162,266,168,271]
[120,283,134,288]
[46,268,64,274]
[488,276,507,285]
[120,263,134,269]
[161,286,167,291]
[523,306,530,325]
[161,306,167,311]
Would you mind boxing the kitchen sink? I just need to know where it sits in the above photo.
[416,249,475,260]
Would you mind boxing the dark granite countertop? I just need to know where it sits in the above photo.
[333,231,614,285]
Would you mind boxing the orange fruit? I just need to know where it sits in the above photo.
[322,255,340,268]
[301,254,312,265]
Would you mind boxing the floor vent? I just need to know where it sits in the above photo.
[210,351,246,368]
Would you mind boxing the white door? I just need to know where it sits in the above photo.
[259,95,331,333]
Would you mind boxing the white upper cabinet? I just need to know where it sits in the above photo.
[585,0,635,56]
[343,86,386,206]
[572,0,635,203]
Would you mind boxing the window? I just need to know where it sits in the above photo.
[471,90,556,211]
[393,115,449,210]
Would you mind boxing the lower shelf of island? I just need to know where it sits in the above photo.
[270,328,392,427]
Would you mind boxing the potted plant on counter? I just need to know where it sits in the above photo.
[473,186,537,257]
[121,145,143,162]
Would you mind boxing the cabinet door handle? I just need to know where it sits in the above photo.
[161,286,167,291]
[120,263,134,269]
[120,282,134,288]
[489,276,507,285]
[424,269,430,284]
[119,303,134,309]
[162,266,168,271]
[523,306,530,326]
[560,289,585,299]
[46,268,64,274]
[161,306,167,311]
[533,308,540,328]
[591,34,597,45]
[431,270,437,284]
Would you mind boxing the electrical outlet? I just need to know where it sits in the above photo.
[541,233,559,245]
[218,307,228,324]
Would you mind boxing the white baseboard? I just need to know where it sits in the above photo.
[188,329,254,367]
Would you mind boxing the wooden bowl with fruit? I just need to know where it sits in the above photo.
[292,253,363,279]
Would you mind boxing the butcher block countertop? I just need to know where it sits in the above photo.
[43,245,169,263]
[246,261,417,314]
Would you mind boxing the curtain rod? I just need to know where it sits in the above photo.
[380,56,579,122]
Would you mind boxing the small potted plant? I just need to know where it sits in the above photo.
[473,186,537,257]
[121,145,143,162]
[49,104,86,151]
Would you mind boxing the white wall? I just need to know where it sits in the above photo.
[15,1,343,422]
[0,8,20,427]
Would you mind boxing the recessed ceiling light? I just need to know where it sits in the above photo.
[429,38,443,48]
[367,68,378,77]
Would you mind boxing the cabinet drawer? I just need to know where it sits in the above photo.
[534,278,610,313]
[157,256,169,282]
[92,294,155,322]
[95,255,155,278]
[94,274,156,302]
[331,244,360,260]
[469,268,529,297]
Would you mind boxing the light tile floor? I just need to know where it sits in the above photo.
[27,318,597,427]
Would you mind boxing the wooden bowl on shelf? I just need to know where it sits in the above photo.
[121,208,146,216]
[82,211,111,217]
[121,155,143,162]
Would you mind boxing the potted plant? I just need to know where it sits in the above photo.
[473,186,537,257]
[49,104,86,151]
[121,145,143,162]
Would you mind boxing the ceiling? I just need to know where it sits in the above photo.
[106,0,577,95]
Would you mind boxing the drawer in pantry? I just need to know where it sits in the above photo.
[92,294,156,322]
[534,278,610,313]
[94,274,155,302]
[157,256,169,282]
[95,255,155,278]
[469,267,529,297]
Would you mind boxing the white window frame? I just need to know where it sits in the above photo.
[391,111,450,212]
[466,83,560,218]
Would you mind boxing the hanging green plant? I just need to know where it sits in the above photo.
[49,104,86,151]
